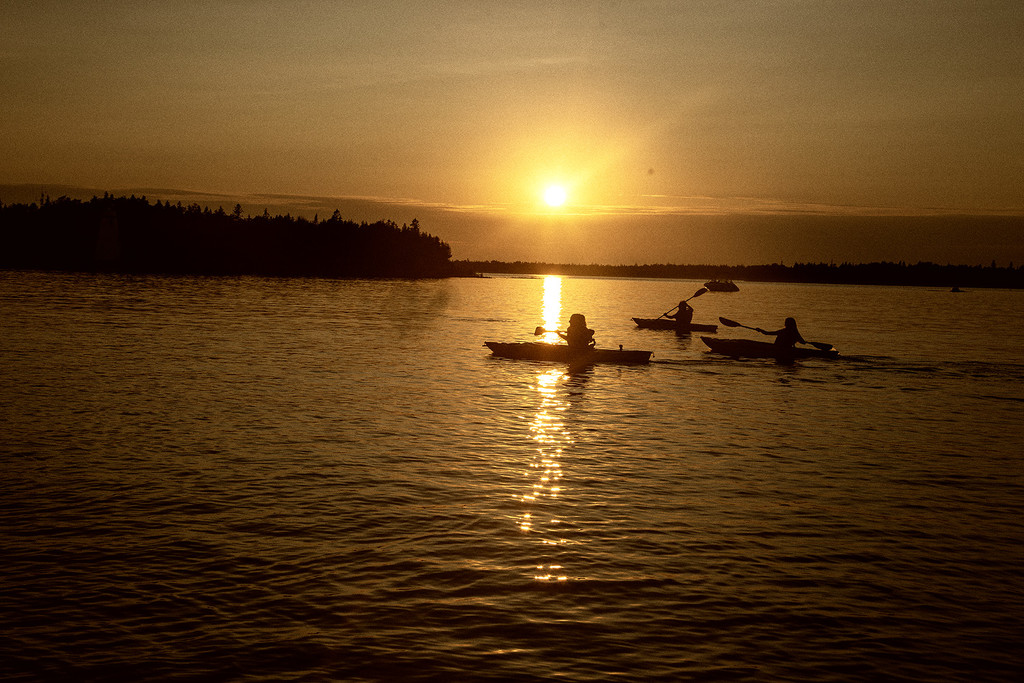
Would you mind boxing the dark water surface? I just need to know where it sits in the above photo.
[2,270,1022,681]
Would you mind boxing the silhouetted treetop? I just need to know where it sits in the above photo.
[0,194,468,278]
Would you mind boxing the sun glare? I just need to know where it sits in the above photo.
[543,185,567,207]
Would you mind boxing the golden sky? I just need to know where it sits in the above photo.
[2,1,1022,264]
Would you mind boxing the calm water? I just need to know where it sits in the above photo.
[2,270,1022,682]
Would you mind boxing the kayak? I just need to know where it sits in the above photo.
[701,336,839,360]
[484,342,652,364]
[632,317,718,332]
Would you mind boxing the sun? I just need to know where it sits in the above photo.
[543,185,568,207]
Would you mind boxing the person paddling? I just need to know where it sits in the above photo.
[558,313,596,350]
[665,300,694,328]
[755,317,806,349]
[657,287,706,331]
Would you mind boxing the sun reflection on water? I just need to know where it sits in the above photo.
[520,368,572,582]
[511,274,577,582]
[539,275,561,342]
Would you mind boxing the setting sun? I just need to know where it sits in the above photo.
[543,185,568,207]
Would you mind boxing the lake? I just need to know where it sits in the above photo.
[2,269,1022,681]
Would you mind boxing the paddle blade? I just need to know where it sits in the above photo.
[534,326,546,335]
[718,316,742,328]
[688,287,708,300]
[808,341,834,351]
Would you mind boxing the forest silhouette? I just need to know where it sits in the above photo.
[2,193,1021,287]
[0,194,466,278]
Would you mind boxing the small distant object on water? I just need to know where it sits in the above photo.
[703,279,739,292]
[951,286,964,292]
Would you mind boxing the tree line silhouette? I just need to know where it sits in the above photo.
[4,194,1020,287]
[460,260,1023,288]
[0,194,468,278]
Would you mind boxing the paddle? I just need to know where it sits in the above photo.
[659,287,708,318]
[718,317,834,351]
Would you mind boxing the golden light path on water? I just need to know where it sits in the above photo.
[540,275,561,342]
[520,275,571,582]
[524,369,570,582]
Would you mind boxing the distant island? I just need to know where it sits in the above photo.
[0,194,471,279]
[459,260,1023,289]
[2,193,1021,287]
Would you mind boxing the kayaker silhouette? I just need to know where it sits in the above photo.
[665,300,694,327]
[755,317,806,348]
[558,313,596,350]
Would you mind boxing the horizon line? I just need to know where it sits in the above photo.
[4,183,1023,219]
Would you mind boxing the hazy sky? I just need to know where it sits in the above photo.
[2,1,1022,264]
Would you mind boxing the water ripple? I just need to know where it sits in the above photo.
[2,271,1022,681]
